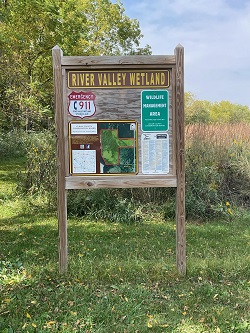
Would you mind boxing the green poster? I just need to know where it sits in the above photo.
[141,90,169,132]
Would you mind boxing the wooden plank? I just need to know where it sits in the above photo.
[65,175,177,189]
[175,44,186,275]
[62,64,176,70]
[61,55,176,67]
[52,45,68,273]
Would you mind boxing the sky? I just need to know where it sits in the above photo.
[118,0,250,107]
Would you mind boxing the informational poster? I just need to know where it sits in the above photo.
[69,121,138,175]
[141,90,169,132]
[141,133,169,174]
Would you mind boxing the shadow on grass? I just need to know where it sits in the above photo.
[0,157,26,179]
[0,212,58,264]
[0,209,179,285]
[1,209,249,283]
[1,207,249,333]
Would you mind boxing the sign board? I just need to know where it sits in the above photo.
[141,90,169,132]
[68,70,170,89]
[52,45,185,275]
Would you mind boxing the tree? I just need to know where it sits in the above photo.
[210,100,250,123]
[184,92,211,124]
[0,0,151,131]
[184,92,250,124]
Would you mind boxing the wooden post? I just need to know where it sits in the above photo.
[175,44,186,274]
[52,46,68,273]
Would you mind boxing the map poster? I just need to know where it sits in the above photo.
[141,132,169,174]
[72,150,96,173]
[69,121,138,175]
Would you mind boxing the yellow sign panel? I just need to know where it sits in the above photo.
[68,70,170,89]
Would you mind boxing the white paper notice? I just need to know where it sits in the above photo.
[71,123,97,134]
[142,133,169,174]
[72,150,96,173]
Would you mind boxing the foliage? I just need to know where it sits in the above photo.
[12,130,142,222]
[0,0,151,132]
[67,189,143,223]
[17,130,57,206]
[185,92,250,124]
[185,92,211,124]
[0,130,27,158]
[0,259,25,285]
[0,160,250,332]
[184,123,250,219]
[12,122,250,221]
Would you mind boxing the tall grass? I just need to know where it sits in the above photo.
[184,123,250,219]
[185,123,250,147]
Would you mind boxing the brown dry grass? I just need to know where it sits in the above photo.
[185,123,250,147]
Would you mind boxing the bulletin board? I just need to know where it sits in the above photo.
[52,45,185,274]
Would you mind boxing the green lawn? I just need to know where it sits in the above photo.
[0,157,249,332]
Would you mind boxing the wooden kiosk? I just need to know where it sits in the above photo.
[52,45,185,274]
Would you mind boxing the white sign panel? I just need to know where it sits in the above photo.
[141,133,169,174]
[71,123,97,135]
[72,150,96,174]
[68,91,96,118]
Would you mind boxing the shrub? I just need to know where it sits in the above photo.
[0,130,27,158]
[219,139,250,205]
[15,123,250,221]
[67,188,143,223]
[184,123,250,219]
[15,130,142,222]
[17,130,57,205]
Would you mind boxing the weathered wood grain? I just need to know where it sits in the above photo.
[52,46,68,273]
[62,55,176,67]
[175,44,186,275]
[65,175,177,189]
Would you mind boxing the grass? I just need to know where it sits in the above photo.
[184,123,250,219]
[185,123,250,147]
[0,157,250,332]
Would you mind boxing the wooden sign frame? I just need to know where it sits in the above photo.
[52,45,185,274]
